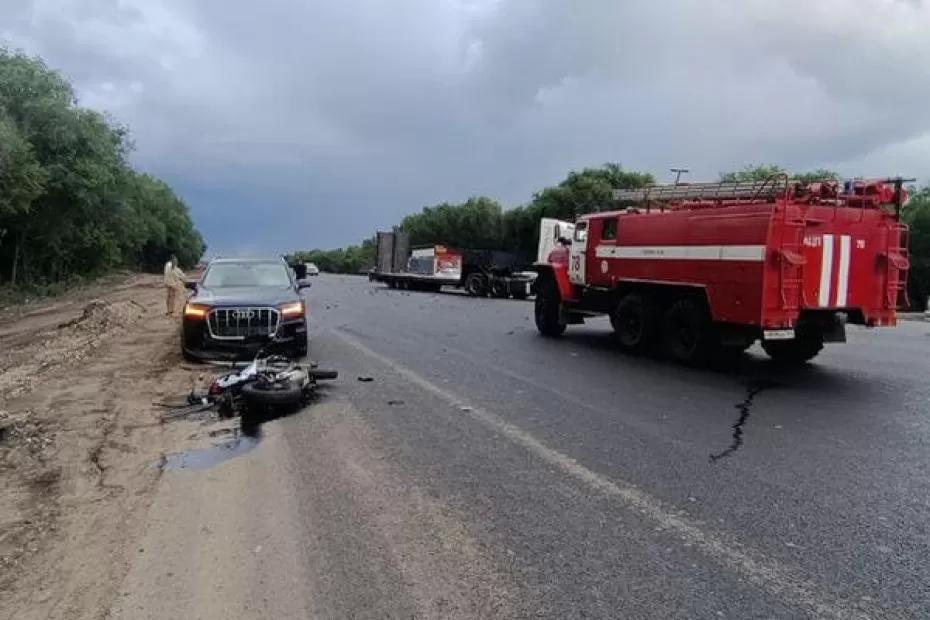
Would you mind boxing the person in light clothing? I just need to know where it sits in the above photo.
[163,255,186,316]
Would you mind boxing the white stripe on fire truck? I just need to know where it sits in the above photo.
[818,234,834,307]
[836,235,851,307]
[593,245,766,261]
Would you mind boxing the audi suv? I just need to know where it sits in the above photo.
[181,257,310,361]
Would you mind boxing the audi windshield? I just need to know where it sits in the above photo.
[202,261,292,288]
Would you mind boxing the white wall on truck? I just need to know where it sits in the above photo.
[537,218,575,264]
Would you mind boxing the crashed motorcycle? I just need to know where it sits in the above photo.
[162,335,337,422]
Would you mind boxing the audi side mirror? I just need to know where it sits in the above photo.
[184,280,198,291]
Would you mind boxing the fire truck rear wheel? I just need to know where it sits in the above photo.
[662,297,714,365]
[611,294,658,353]
[534,280,565,337]
[762,337,823,364]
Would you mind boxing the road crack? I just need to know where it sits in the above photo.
[709,381,777,462]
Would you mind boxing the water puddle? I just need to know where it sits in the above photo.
[161,428,261,471]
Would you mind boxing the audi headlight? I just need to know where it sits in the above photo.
[279,301,305,318]
[184,302,210,318]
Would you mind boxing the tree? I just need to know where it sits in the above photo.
[719,164,788,183]
[794,169,841,183]
[401,196,505,250]
[288,237,377,274]
[0,48,204,289]
[503,163,653,257]
[720,164,839,184]
[0,111,47,283]
[903,186,930,310]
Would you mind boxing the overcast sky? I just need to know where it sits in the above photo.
[3,0,930,255]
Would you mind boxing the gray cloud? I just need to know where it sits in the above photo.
[2,0,929,254]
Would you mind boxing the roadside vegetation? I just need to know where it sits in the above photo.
[0,50,204,299]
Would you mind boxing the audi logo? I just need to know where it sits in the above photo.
[231,310,256,320]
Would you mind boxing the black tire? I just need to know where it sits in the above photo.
[762,337,823,364]
[490,279,508,298]
[534,278,565,337]
[662,297,714,365]
[611,294,658,354]
[241,380,303,406]
[464,273,488,297]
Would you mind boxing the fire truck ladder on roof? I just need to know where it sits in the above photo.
[884,222,910,310]
[612,177,790,203]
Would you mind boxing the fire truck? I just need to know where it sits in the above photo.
[534,176,911,364]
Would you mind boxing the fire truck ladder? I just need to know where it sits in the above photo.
[884,222,910,309]
[612,177,791,204]
[777,217,807,311]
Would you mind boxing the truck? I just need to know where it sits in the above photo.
[533,176,911,364]
[370,229,536,298]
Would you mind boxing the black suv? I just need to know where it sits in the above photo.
[181,257,310,361]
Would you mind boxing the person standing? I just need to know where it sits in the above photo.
[163,255,186,316]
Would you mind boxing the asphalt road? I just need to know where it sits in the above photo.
[115,274,930,619]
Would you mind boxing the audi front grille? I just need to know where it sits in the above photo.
[207,307,280,340]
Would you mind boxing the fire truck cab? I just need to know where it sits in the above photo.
[534,177,910,364]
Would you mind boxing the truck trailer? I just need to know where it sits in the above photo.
[534,176,911,364]
[370,229,536,298]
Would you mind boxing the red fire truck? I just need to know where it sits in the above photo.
[534,176,911,364]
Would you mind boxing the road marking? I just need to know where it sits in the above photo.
[819,234,834,307]
[836,235,851,307]
[333,328,874,620]
[594,244,766,261]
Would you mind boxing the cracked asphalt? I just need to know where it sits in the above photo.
[116,274,930,619]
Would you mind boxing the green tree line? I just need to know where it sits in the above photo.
[289,238,377,275]
[0,50,205,290]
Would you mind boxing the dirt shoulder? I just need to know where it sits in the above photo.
[0,274,207,620]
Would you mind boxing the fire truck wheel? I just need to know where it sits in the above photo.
[611,294,657,353]
[662,297,713,364]
[534,280,566,337]
[762,337,823,364]
[465,273,489,297]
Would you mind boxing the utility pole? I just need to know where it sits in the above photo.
[670,168,689,185]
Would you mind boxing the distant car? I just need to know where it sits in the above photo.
[306,262,320,276]
[181,257,311,361]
